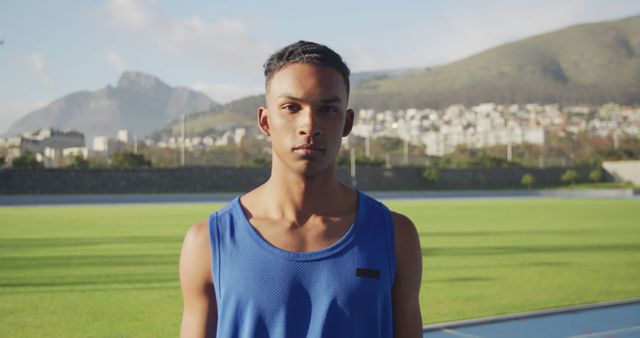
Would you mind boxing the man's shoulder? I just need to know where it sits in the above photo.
[389,210,419,243]
[180,219,213,288]
[389,210,421,269]
[184,219,210,247]
[390,211,416,233]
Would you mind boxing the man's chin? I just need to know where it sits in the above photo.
[293,162,334,179]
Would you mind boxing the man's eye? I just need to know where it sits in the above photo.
[282,104,300,111]
[320,106,338,114]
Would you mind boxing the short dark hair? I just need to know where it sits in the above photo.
[263,40,351,94]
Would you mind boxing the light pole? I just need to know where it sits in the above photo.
[181,111,186,167]
[392,121,410,165]
[350,147,357,188]
[506,127,512,162]
[403,137,409,165]
[365,121,373,159]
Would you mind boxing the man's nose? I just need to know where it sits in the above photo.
[298,108,323,136]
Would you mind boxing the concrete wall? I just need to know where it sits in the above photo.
[602,161,640,185]
[339,167,597,190]
[0,166,600,194]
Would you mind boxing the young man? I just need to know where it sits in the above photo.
[180,41,422,338]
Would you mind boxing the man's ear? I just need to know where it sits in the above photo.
[257,106,270,136]
[342,108,355,137]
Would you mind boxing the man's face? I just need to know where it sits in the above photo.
[259,63,353,177]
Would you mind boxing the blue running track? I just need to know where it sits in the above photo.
[423,299,640,338]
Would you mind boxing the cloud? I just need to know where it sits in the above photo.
[100,0,270,77]
[190,81,263,104]
[342,45,381,72]
[101,0,171,42]
[27,53,50,83]
[107,52,128,73]
[376,0,612,68]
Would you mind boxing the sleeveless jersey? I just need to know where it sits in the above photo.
[208,190,396,338]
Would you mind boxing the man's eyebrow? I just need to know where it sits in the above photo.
[320,96,342,103]
[276,94,302,101]
[275,95,343,103]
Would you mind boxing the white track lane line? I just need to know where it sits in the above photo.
[567,325,640,338]
[440,329,486,338]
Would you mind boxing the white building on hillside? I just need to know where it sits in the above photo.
[9,128,86,167]
[117,129,132,144]
[92,136,126,157]
[19,128,85,154]
[422,126,546,156]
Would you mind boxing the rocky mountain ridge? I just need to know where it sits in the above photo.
[4,71,219,140]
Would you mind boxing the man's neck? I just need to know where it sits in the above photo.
[258,165,354,225]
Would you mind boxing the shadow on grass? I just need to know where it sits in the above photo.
[421,243,640,256]
[418,229,612,237]
[425,277,495,283]
[0,253,178,270]
[0,272,178,289]
[0,236,184,249]
[0,283,180,295]
[425,261,572,270]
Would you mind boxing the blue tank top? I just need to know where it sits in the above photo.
[208,190,396,338]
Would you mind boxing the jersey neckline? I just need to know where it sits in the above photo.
[231,190,367,261]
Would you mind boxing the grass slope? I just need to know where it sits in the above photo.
[162,95,265,137]
[351,15,640,110]
[1,199,639,337]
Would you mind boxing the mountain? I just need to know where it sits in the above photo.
[350,68,420,85]
[153,94,265,139]
[4,71,220,140]
[156,15,640,137]
[349,15,640,110]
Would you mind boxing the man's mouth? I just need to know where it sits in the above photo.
[293,144,325,156]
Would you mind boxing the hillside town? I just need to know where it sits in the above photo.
[1,102,639,168]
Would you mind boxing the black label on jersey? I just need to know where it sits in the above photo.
[356,268,380,279]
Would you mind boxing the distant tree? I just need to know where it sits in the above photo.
[588,168,603,183]
[468,152,516,168]
[355,156,385,167]
[111,152,152,168]
[0,156,5,168]
[521,173,535,190]
[561,169,580,186]
[11,151,43,168]
[336,153,385,167]
[375,137,403,153]
[67,155,90,169]
[421,167,440,183]
[598,146,639,161]
[240,156,271,168]
[432,146,521,169]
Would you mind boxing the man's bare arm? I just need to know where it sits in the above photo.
[179,220,217,338]
[391,212,423,338]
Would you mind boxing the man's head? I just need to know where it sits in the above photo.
[258,41,354,177]
[263,41,351,97]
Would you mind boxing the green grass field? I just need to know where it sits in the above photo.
[1,198,639,337]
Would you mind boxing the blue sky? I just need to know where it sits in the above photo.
[1,0,640,133]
